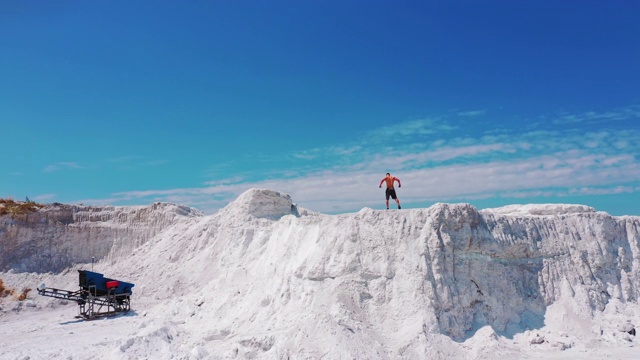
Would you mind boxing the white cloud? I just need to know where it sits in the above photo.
[34,194,57,202]
[83,109,640,214]
[291,145,362,161]
[553,105,640,125]
[101,145,640,214]
[568,186,637,196]
[457,110,486,117]
[43,162,82,173]
[367,118,457,139]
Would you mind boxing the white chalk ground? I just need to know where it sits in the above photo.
[3,276,638,360]
[1,189,639,359]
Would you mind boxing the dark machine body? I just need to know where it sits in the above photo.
[37,270,135,319]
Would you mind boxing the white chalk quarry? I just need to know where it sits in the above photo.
[1,188,639,359]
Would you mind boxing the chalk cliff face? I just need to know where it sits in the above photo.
[0,202,202,273]
[1,189,639,358]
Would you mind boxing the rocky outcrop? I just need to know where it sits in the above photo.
[0,202,202,273]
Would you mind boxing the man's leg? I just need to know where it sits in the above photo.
[396,199,401,209]
[385,189,390,209]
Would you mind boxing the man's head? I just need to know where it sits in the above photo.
[386,172,390,176]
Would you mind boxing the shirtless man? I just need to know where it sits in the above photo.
[378,173,401,209]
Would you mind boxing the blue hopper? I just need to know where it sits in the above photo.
[78,270,135,296]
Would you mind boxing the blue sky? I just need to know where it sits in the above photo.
[2,1,639,215]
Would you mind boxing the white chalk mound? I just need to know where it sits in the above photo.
[222,188,297,219]
[485,203,597,216]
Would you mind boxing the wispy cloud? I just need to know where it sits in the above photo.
[108,156,144,163]
[98,158,634,214]
[567,186,640,196]
[292,145,363,161]
[553,105,640,125]
[33,193,57,202]
[97,137,640,214]
[43,162,82,173]
[81,108,640,214]
[108,156,168,168]
[457,109,486,117]
[366,118,457,139]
